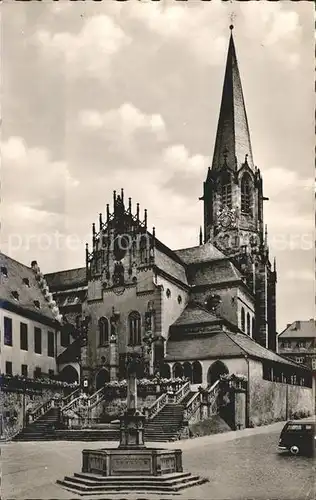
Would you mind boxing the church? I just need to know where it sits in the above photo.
[44,28,310,404]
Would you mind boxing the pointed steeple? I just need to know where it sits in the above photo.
[212,26,254,171]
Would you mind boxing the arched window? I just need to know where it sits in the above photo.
[128,311,141,346]
[173,363,183,378]
[183,362,193,383]
[252,317,255,337]
[221,172,232,208]
[241,307,245,332]
[246,312,251,336]
[192,361,202,384]
[241,174,252,215]
[98,317,109,346]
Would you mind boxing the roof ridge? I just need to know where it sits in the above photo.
[0,252,33,270]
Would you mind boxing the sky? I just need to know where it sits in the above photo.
[1,0,314,332]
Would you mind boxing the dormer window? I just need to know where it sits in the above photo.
[34,300,41,309]
[1,266,8,277]
[11,291,19,301]
[22,278,30,287]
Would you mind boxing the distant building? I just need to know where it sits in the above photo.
[0,253,65,379]
[277,320,316,371]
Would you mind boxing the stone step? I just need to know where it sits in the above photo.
[72,471,192,483]
[57,472,208,494]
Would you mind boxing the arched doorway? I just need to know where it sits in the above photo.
[160,363,171,379]
[207,360,229,386]
[173,363,183,378]
[95,368,110,390]
[183,362,193,382]
[192,361,202,384]
[59,365,79,384]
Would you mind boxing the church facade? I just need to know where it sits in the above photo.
[45,29,310,400]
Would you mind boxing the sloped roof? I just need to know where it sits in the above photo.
[188,259,242,287]
[154,248,188,285]
[171,301,220,328]
[211,29,254,171]
[45,267,87,291]
[57,338,80,364]
[174,242,225,265]
[166,330,244,361]
[0,252,56,324]
[166,323,302,368]
[278,320,316,339]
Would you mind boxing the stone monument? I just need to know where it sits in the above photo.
[57,352,208,494]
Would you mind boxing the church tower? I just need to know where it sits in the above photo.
[200,26,277,350]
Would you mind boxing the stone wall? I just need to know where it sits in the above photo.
[0,387,64,440]
[248,359,314,426]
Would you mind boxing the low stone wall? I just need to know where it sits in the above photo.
[249,377,314,427]
[0,387,66,440]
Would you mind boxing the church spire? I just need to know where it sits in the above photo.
[211,26,254,171]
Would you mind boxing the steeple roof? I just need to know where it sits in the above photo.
[211,27,254,171]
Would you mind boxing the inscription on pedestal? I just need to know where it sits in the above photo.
[111,456,152,475]
[161,455,176,473]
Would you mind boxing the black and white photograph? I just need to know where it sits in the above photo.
[1,1,315,499]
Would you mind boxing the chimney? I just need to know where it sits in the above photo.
[286,323,291,329]
[295,320,301,330]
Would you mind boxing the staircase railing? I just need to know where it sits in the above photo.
[62,387,81,406]
[146,392,168,420]
[28,398,57,423]
[183,391,201,421]
[28,387,80,423]
[168,381,190,403]
[208,379,220,415]
[88,386,105,409]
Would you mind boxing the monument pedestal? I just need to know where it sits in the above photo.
[57,360,208,494]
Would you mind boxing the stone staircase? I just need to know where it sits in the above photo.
[144,403,185,442]
[14,408,61,441]
[14,380,221,443]
[57,471,208,494]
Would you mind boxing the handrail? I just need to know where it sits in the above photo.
[207,379,220,393]
[89,386,105,409]
[29,387,80,421]
[62,387,81,405]
[183,391,201,421]
[147,392,168,420]
[170,381,190,404]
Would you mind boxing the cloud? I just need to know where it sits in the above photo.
[1,136,79,215]
[33,15,131,79]
[127,2,302,69]
[79,103,166,140]
[242,3,302,68]
[127,2,228,66]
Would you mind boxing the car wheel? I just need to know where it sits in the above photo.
[290,445,299,455]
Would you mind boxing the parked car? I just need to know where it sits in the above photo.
[278,420,315,456]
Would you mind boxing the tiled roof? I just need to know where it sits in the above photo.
[278,320,316,339]
[171,301,220,327]
[166,323,302,368]
[188,259,242,287]
[174,242,225,265]
[57,338,80,364]
[224,331,302,367]
[0,252,56,323]
[45,267,87,291]
[166,330,244,361]
[154,248,188,285]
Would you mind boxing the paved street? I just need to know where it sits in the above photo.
[2,422,315,500]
